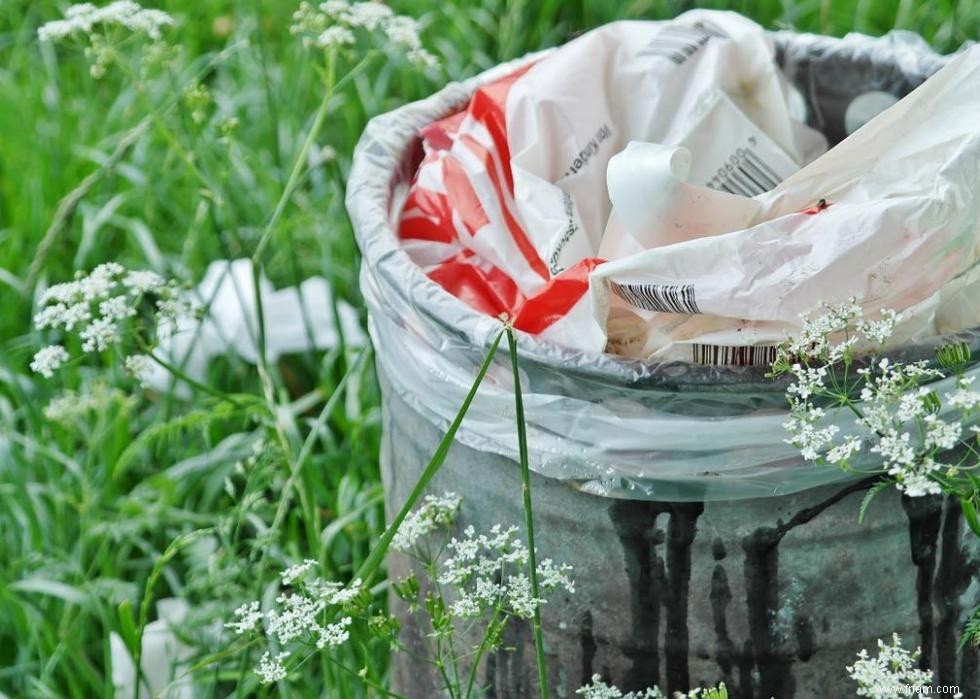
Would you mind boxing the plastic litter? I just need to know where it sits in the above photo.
[348,16,980,500]
[147,259,365,395]
[397,10,980,362]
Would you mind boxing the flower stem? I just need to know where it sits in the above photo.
[505,326,549,699]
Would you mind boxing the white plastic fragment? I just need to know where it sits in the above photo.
[110,598,196,699]
[145,259,365,394]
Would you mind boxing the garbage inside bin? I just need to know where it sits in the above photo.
[395,10,980,363]
[347,13,980,502]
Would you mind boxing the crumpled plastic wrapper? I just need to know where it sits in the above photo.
[146,259,365,395]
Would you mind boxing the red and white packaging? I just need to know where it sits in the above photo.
[398,10,980,362]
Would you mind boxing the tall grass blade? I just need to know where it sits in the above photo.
[506,326,549,699]
[353,328,504,586]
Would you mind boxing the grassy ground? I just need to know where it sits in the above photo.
[0,1,977,697]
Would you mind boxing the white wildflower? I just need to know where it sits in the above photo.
[30,345,70,378]
[346,2,394,30]
[391,492,461,551]
[34,301,92,331]
[899,468,944,498]
[826,334,859,363]
[383,15,421,48]
[320,0,352,19]
[449,595,481,618]
[266,592,325,645]
[538,558,575,594]
[437,522,572,622]
[124,353,154,386]
[947,376,980,411]
[922,414,960,451]
[857,309,901,345]
[290,0,437,65]
[225,601,263,635]
[871,430,916,469]
[314,577,363,606]
[316,25,355,47]
[38,1,175,42]
[784,410,839,462]
[44,392,86,422]
[255,650,289,684]
[788,299,862,359]
[316,616,352,648]
[825,435,863,464]
[847,634,938,698]
[43,384,129,422]
[896,387,931,422]
[81,262,123,300]
[504,574,541,618]
[155,294,194,323]
[878,441,944,498]
[576,674,666,699]
[329,579,363,606]
[40,279,83,306]
[80,316,120,352]
[787,364,828,400]
[776,303,972,500]
[281,559,318,586]
[407,48,438,68]
[99,295,136,322]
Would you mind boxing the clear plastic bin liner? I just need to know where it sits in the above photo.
[347,26,980,501]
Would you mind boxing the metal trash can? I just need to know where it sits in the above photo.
[347,25,980,699]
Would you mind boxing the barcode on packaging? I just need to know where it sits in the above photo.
[706,145,783,196]
[691,344,778,366]
[612,282,701,314]
[643,21,727,65]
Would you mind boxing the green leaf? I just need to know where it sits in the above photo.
[960,605,980,651]
[858,479,892,524]
[10,578,91,610]
[960,497,980,538]
[936,341,971,371]
[703,683,729,699]
[111,402,241,480]
[117,600,138,655]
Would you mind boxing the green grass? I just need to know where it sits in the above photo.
[0,1,977,697]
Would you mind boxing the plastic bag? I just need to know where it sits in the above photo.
[146,259,365,395]
[348,21,980,500]
[397,10,980,362]
[593,39,980,361]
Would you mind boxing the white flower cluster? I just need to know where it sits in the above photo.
[781,299,864,364]
[226,560,362,684]
[846,634,958,698]
[255,650,289,684]
[576,675,665,699]
[281,558,317,586]
[575,675,729,699]
[30,345,70,378]
[31,263,191,381]
[438,524,574,620]
[777,302,978,498]
[37,2,174,42]
[391,491,462,551]
[226,601,262,635]
[289,1,438,67]
[43,383,131,423]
